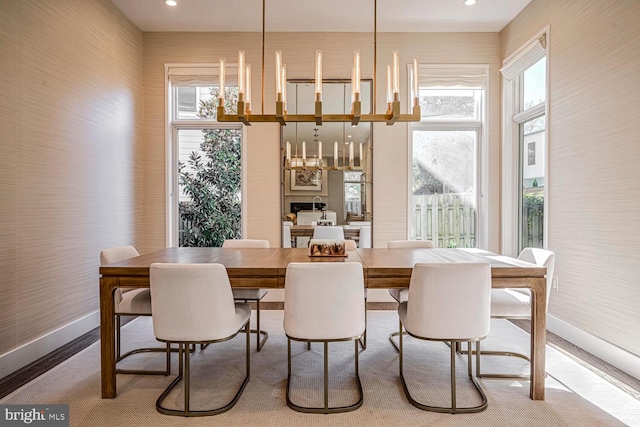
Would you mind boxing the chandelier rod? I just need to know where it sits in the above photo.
[261,0,266,114]
[373,0,377,115]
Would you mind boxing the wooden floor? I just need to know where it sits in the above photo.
[1,313,639,401]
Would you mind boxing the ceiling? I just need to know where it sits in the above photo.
[110,0,533,33]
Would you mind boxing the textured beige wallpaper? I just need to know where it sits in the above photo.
[501,0,640,356]
[142,31,502,253]
[0,0,144,355]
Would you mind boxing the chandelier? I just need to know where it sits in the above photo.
[215,0,421,126]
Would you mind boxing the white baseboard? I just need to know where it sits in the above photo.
[547,314,640,380]
[0,311,100,379]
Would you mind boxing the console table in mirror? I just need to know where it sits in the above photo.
[281,79,372,248]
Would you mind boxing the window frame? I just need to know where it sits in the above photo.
[407,64,489,249]
[164,64,246,248]
[501,27,550,256]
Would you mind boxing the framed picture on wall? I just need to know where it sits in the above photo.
[291,170,322,191]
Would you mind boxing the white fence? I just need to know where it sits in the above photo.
[411,193,476,248]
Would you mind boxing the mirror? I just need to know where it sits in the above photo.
[281,80,373,248]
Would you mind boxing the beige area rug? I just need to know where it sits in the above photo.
[2,311,639,426]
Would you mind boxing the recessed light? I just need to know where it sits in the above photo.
[464,0,477,5]
[165,0,177,6]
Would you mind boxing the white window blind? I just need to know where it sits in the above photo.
[500,34,547,81]
[167,66,238,87]
[418,67,487,89]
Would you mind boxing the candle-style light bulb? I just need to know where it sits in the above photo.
[392,50,399,96]
[302,141,306,162]
[318,141,322,167]
[238,50,246,95]
[351,67,356,104]
[349,142,354,167]
[334,141,338,166]
[286,141,291,164]
[359,142,363,167]
[315,50,322,101]
[275,50,282,97]
[353,50,361,97]
[412,58,419,100]
[386,64,392,103]
[245,64,251,111]
[219,57,226,102]
[282,64,287,113]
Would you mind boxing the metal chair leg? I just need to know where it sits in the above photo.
[358,298,367,350]
[156,322,251,417]
[115,314,171,376]
[398,325,488,414]
[286,338,363,414]
[252,298,269,351]
[459,342,533,380]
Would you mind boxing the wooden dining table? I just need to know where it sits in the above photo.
[99,247,548,400]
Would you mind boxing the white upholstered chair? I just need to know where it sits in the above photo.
[222,239,270,351]
[282,221,293,248]
[398,262,491,414]
[150,263,250,417]
[386,240,435,351]
[358,225,372,248]
[347,221,371,248]
[284,262,366,414]
[312,226,345,240]
[344,239,357,251]
[477,247,556,379]
[100,245,170,376]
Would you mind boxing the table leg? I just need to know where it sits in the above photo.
[529,277,547,400]
[100,277,118,398]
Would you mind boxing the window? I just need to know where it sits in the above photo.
[501,30,548,255]
[344,171,364,219]
[166,65,244,247]
[501,29,548,256]
[410,66,487,248]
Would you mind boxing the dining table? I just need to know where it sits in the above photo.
[99,247,548,400]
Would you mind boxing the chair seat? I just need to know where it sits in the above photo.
[116,288,152,315]
[491,289,531,318]
[232,288,268,301]
[389,288,408,303]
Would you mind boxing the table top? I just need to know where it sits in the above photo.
[100,247,545,280]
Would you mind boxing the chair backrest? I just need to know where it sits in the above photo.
[100,245,139,265]
[518,248,556,306]
[284,262,365,340]
[282,225,292,248]
[344,239,357,251]
[348,221,371,227]
[100,246,140,305]
[358,225,372,248]
[150,263,238,342]
[222,239,270,248]
[312,226,345,240]
[388,240,435,249]
[404,262,491,340]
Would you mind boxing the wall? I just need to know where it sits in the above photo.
[0,0,144,376]
[142,31,502,252]
[501,0,640,358]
